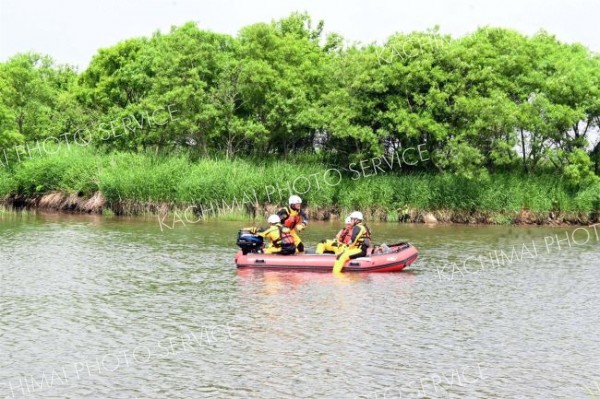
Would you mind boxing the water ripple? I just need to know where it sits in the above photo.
[1,218,599,398]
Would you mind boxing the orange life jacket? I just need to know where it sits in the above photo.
[280,207,302,229]
[336,227,353,244]
[275,224,295,247]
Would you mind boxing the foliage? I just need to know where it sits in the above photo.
[1,147,598,219]
[1,14,599,198]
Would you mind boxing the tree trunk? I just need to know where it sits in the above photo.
[592,141,600,175]
[520,128,528,173]
[17,111,24,134]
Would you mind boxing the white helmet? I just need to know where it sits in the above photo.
[345,216,352,224]
[267,214,280,224]
[350,211,363,220]
[288,195,302,205]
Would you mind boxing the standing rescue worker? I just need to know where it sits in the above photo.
[277,195,308,254]
[316,216,353,254]
[332,211,372,273]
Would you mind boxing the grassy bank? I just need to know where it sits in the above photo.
[1,146,599,224]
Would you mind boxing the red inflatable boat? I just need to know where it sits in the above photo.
[235,242,418,273]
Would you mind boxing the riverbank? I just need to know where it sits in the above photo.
[1,147,599,225]
[2,193,598,226]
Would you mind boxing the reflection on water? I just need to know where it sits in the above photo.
[0,212,599,398]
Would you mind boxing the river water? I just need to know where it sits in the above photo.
[1,212,599,399]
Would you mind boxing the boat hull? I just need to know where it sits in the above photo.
[235,242,418,273]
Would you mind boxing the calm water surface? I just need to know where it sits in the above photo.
[1,212,599,398]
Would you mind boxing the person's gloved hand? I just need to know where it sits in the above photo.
[248,227,258,234]
[295,224,305,232]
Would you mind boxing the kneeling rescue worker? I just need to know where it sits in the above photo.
[316,216,353,254]
[277,195,308,254]
[332,211,372,273]
[250,214,296,255]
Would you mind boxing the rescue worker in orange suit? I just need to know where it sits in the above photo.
[277,195,308,254]
[332,211,372,273]
[315,216,353,254]
[250,214,296,255]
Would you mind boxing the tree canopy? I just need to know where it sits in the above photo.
[1,12,599,184]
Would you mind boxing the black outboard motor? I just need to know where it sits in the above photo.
[237,229,264,254]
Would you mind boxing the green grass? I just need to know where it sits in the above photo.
[0,146,598,222]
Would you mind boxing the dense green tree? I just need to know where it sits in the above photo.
[1,15,599,186]
[0,53,81,165]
